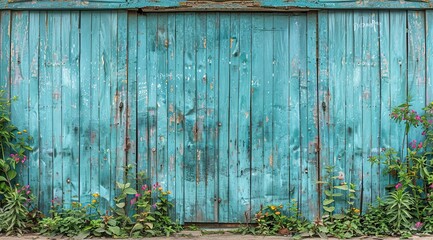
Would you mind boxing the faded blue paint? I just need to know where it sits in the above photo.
[2,10,433,223]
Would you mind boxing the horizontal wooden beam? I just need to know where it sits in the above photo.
[1,0,433,10]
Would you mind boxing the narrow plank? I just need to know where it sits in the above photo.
[217,12,230,222]
[38,11,54,213]
[90,12,101,200]
[389,11,407,178]
[51,12,63,206]
[136,12,149,192]
[146,13,158,192]
[166,13,177,218]
[368,11,381,204]
[79,11,92,204]
[156,14,168,191]
[378,11,391,198]
[305,11,319,220]
[0,11,11,94]
[262,14,273,204]
[109,11,119,207]
[28,11,40,208]
[174,13,185,223]
[427,10,433,103]
[10,11,30,186]
[126,11,138,214]
[272,14,290,208]
[183,12,197,222]
[62,11,80,206]
[407,11,426,145]
[195,12,207,222]
[288,14,301,207]
[250,13,265,215]
[99,11,114,209]
[237,13,252,222]
[205,12,218,222]
[116,11,128,188]
[317,11,330,213]
[228,12,240,222]
[296,14,309,216]
[344,11,356,208]
[352,11,364,210]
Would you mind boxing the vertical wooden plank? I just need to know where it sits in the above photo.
[0,11,11,93]
[28,11,40,208]
[427,10,433,103]
[289,14,301,207]
[205,12,218,222]
[366,11,381,204]
[62,11,80,206]
[90,12,101,199]
[10,11,30,185]
[166,13,177,218]
[389,11,407,181]
[344,11,356,202]
[156,14,168,191]
[318,11,330,213]
[109,11,119,206]
[183,12,197,222]
[126,12,138,214]
[50,12,63,205]
[195,12,208,222]
[217,13,230,222]
[98,11,114,208]
[237,13,252,222]
[228,13,240,222]
[379,11,391,198]
[116,11,128,187]
[327,11,344,212]
[296,14,309,216]
[352,11,364,210]
[39,11,54,213]
[79,11,92,204]
[250,13,265,215]
[306,12,319,219]
[272,14,290,207]
[263,14,273,204]
[408,11,426,143]
[136,12,149,191]
[174,13,185,223]
[147,13,158,192]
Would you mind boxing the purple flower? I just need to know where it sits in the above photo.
[152,203,157,209]
[411,140,417,149]
[422,131,426,136]
[415,222,423,229]
[395,182,402,190]
[429,183,433,189]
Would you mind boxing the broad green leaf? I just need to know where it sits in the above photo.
[124,187,137,195]
[323,199,334,205]
[116,202,125,208]
[323,206,335,212]
[108,226,121,236]
[145,222,154,229]
[332,193,343,197]
[334,185,349,191]
[324,190,332,197]
[333,214,344,219]
[7,170,16,180]
[0,176,7,182]
[131,223,143,232]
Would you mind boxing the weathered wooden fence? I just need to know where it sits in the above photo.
[0,9,432,223]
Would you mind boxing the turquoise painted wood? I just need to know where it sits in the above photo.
[4,9,433,224]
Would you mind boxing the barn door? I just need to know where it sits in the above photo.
[128,11,319,224]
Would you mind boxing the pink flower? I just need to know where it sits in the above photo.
[429,120,433,124]
[422,131,426,136]
[416,115,421,121]
[395,182,402,190]
[130,198,136,205]
[415,222,423,229]
[26,190,31,195]
[153,182,160,190]
[152,203,157,209]
[135,193,141,198]
[418,142,423,149]
[411,140,417,149]
[141,184,148,191]
[429,183,433,189]
[337,172,345,180]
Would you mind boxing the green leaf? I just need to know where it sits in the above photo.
[332,193,343,197]
[116,202,125,208]
[145,222,154,229]
[323,199,334,205]
[334,185,349,191]
[131,223,143,232]
[333,214,344,219]
[124,187,137,195]
[0,176,7,182]
[324,190,332,197]
[108,226,121,236]
[323,206,335,213]
[7,170,16,180]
